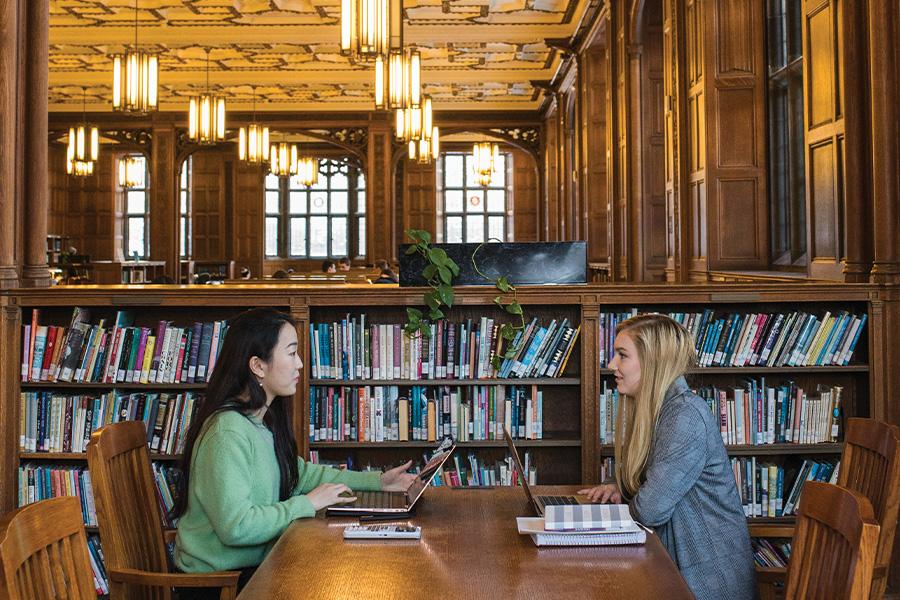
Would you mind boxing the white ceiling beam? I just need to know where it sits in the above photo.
[48,100,541,112]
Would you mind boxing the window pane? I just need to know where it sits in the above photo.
[311,171,327,190]
[309,216,328,257]
[330,170,348,190]
[180,191,187,214]
[491,154,506,187]
[487,189,505,213]
[288,175,309,190]
[445,154,464,187]
[180,164,188,187]
[130,158,146,188]
[446,216,463,243]
[331,217,348,256]
[289,218,307,256]
[465,156,480,187]
[488,216,505,241]
[127,217,145,258]
[180,218,187,258]
[356,190,366,213]
[265,217,279,256]
[465,215,484,243]
[466,190,484,213]
[265,173,279,190]
[289,191,307,214]
[266,191,280,214]
[445,190,463,213]
[310,191,328,214]
[331,191,348,214]
[358,216,366,256]
[357,172,366,189]
[127,191,146,214]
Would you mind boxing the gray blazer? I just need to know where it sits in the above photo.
[630,376,756,600]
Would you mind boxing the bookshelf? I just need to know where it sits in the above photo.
[0,282,896,582]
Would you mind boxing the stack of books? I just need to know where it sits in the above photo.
[516,504,647,546]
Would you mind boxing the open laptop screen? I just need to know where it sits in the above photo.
[503,426,541,513]
[405,445,456,506]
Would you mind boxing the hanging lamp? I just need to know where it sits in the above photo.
[188,49,226,144]
[473,141,500,186]
[239,87,269,164]
[111,0,158,114]
[341,0,402,63]
[67,88,99,177]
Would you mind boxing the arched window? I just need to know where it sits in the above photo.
[121,154,149,259]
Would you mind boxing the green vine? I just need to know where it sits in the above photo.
[403,229,527,371]
[472,240,527,369]
[403,229,460,338]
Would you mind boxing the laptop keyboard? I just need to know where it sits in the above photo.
[352,490,407,509]
[537,495,580,507]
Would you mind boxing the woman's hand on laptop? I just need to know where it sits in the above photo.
[381,460,417,492]
[577,483,622,504]
[307,483,357,510]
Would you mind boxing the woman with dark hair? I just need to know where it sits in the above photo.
[173,308,415,593]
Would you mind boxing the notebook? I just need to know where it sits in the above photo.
[503,425,594,515]
[543,503,636,531]
[326,440,456,516]
[516,517,647,547]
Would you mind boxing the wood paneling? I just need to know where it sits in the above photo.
[803,0,845,280]
[231,158,264,278]
[582,43,610,264]
[685,0,708,279]
[400,159,437,241]
[149,126,177,278]
[544,104,560,241]
[512,148,539,242]
[702,0,768,271]
[189,150,227,261]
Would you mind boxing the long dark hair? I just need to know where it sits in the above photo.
[171,308,300,519]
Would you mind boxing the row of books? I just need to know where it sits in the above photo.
[751,538,791,569]
[599,379,843,446]
[306,451,538,488]
[17,461,182,529]
[309,315,580,381]
[86,534,109,596]
[21,307,230,384]
[730,457,839,517]
[19,391,200,456]
[599,309,866,368]
[309,385,544,443]
[698,382,842,446]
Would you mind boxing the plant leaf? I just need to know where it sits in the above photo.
[506,301,523,315]
[425,292,440,311]
[407,307,423,321]
[438,265,452,284]
[423,264,438,280]
[491,355,503,370]
[496,276,511,293]
[428,308,444,321]
[448,260,461,276]
[438,285,454,307]
[405,244,418,255]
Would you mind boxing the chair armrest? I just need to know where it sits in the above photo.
[748,524,795,538]
[163,529,177,544]
[107,566,240,589]
[755,566,788,583]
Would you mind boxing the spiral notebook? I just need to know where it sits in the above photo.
[516,517,647,547]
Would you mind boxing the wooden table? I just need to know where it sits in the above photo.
[238,486,693,599]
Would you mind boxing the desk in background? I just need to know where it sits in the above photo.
[238,486,692,599]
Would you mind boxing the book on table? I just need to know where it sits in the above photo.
[516,516,646,547]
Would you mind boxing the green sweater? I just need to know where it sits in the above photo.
[174,410,382,572]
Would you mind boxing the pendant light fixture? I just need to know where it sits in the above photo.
[296,156,319,187]
[118,155,143,188]
[239,87,269,164]
[188,49,226,144]
[376,46,420,110]
[67,88,99,177]
[473,141,500,186]
[112,0,158,114]
[341,0,402,63]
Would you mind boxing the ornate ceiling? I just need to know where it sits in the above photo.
[48,0,591,112]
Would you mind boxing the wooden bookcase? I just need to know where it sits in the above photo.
[0,282,895,530]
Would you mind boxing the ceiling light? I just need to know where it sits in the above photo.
[239,88,269,164]
[118,155,143,188]
[473,141,500,186]
[341,0,402,63]
[188,49,226,144]
[111,0,158,114]
[67,88,98,177]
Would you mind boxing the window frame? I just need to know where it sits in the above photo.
[179,156,192,259]
[439,150,512,244]
[122,153,150,260]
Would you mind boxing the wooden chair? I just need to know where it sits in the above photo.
[0,497,97,600]
[753,418,900,600]
[87,421,239,600]
[784,481,879,599]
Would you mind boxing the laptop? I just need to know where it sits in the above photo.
[503,425,594,515]
[327,440,456,516]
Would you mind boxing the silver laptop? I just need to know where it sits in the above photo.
[327,440,456,515]
[503,425,593,515]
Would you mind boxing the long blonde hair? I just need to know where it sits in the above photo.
[613,314,696,498]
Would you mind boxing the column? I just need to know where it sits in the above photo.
[21,0,50,287]
[0,0,19,287]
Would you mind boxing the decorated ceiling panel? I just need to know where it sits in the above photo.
[49,0,589,111]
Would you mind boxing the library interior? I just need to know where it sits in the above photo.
[0,0,899,599]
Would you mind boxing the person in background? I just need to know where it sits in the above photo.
[322,260,336,273]
[271,270,289,279]
[240,267,252,280]
[373,268,398,284]
[338,257,351,271]
[172,308,417,597]
[578,314,754,600]
[373,258,389,272]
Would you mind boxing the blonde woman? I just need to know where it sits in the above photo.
[579,314,754,600]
